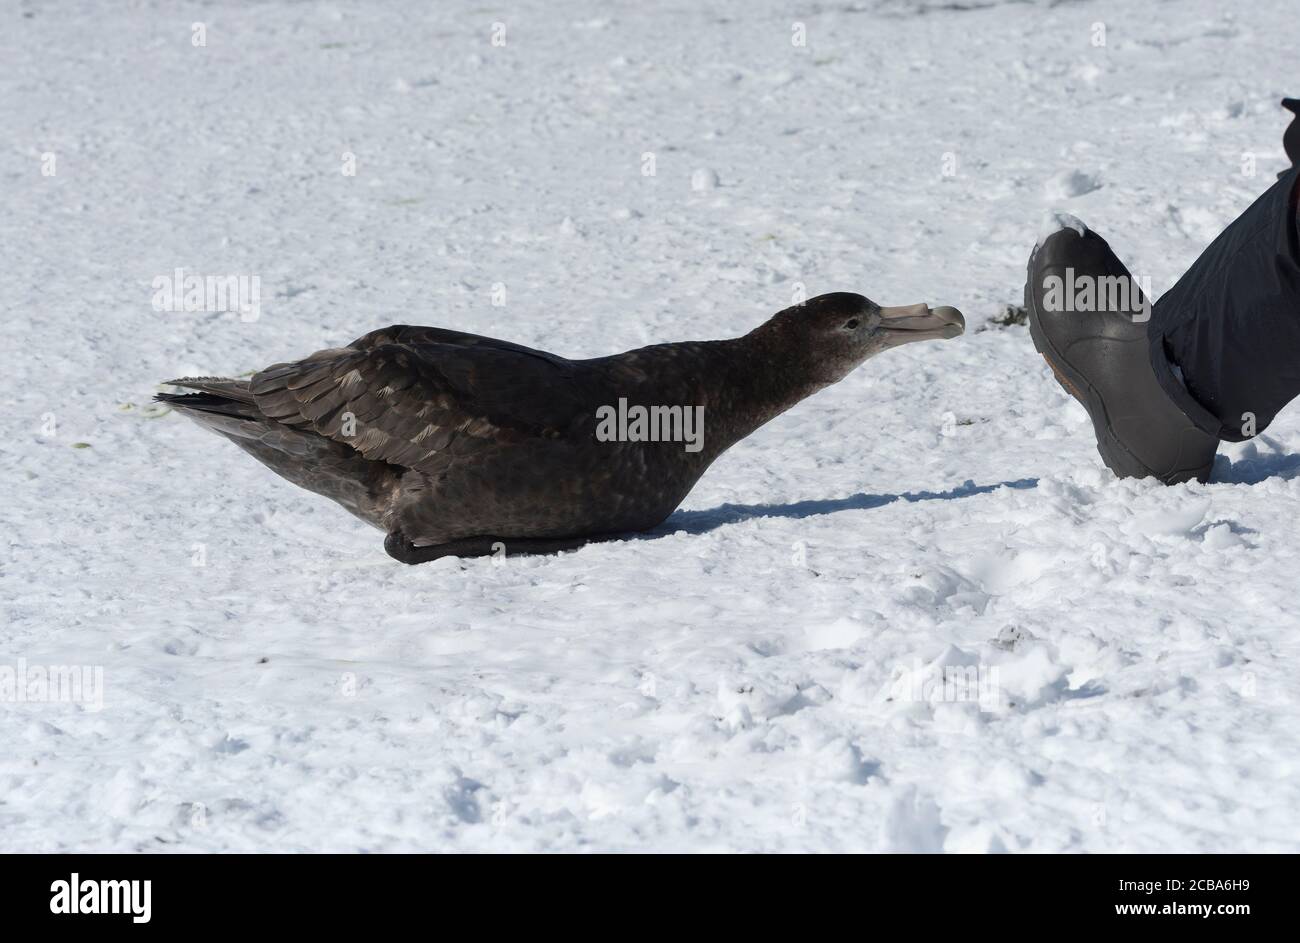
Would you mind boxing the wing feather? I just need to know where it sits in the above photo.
[249,331,590,474]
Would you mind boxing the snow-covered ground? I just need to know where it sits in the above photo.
[4,0,1299,852]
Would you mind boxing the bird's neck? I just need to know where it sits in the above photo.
[690,327,828,459]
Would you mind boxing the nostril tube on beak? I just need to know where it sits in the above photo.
[875,303,965,346]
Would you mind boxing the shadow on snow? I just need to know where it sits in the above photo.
[651,477,1040,538]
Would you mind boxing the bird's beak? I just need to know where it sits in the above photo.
[876,303,965,347]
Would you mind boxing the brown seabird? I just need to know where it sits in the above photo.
[157,293,963,563]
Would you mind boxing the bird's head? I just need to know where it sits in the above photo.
[761,291,965,386]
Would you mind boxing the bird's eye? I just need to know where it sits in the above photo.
[843,318,860,330]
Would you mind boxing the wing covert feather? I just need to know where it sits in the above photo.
[250,333,591,473]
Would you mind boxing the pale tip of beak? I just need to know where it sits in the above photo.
[932,305,965,338]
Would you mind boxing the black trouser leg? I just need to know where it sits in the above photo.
[1148,167,1300,441]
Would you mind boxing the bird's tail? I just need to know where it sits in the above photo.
[155,376,393,529]
[156,376,261,426]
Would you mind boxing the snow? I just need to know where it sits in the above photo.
[1043,169,1104,202]
[4,0,1300,852]
[1037,210,1090,244]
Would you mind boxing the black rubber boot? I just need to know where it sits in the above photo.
[1025,224,1219,484]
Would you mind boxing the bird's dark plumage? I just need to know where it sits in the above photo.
[158,294,963,563]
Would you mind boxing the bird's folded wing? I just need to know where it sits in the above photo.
[346,324,572,368]
[250,340,585,473]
